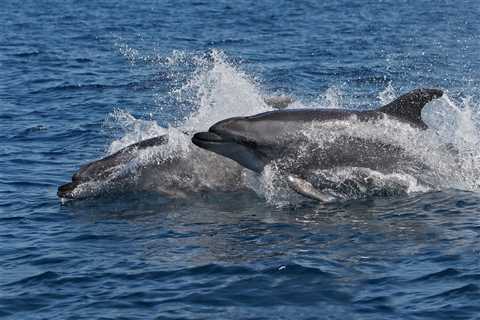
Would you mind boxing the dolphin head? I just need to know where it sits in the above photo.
[192,110,335,172]
[192,117,267,173]
[192,109,338,172]
[192,113,295,172]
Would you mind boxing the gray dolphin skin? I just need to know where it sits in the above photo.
[58,133,247,200]
[58,135,169,199]
[192,88,443,200]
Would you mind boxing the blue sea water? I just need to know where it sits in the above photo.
[1,0,480,319]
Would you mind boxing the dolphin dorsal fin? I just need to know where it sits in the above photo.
[379,88,443,128]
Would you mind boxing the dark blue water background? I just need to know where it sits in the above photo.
[1,1,480,319]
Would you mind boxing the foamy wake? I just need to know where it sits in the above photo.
[78,47,480,205]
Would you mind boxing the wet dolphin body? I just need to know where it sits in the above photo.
[57,134,251,200]
[58,135,167,199]
[192,89,444,201]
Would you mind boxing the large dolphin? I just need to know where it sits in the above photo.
[192,89,444,201]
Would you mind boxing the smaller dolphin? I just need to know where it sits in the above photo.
[58,135,167,199]
[57,133,248,200]
[192,89,444,201]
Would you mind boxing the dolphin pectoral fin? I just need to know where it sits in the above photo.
[379,88,443,129]
[287,175,337,202]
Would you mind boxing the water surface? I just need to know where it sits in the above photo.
[1,1,479,319]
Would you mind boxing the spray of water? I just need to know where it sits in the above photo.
[177,50,272,131]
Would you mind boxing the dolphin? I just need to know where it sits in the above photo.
[192,88,444,201]
[58,133,250,200]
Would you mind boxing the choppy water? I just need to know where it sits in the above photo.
[1,0,480,319]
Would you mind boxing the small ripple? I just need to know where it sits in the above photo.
[428,284,479,300]
[74,58,93,63]
[30,83,118,94]
[30,256,72,266]
[0,310,12,317]
[458,273,480,282]
[0,296,48,312]
[100,264,252,282]
[70,234,125,242]
[430,254,462,263]
[154,263,346,307]
[364,276,401,285]
[17,125,49,136]
[353,296,395,314]
[9,127,93,143]
[6,253,41,263]
[12,50,42,57]
[2,180,54,188]
[5,271,59,287]
[30,79,163,95]
[411,268,461,282]
[84,300,132,309]
[0,113,15,120]
[0,216,25,222]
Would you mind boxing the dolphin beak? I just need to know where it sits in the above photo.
[192,131,226,143]
[57,181,78,199]
[192,131,230,149]
[192,129,264,173]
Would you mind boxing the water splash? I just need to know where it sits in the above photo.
[68,49,273,199]
[81,48,480,204]
[258,89,480,205]
[104,109,168,155]
[377,82,397,105]
[178,49,272,131]
[322,86,345,109]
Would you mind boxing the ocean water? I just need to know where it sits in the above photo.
[1,0,480,319]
